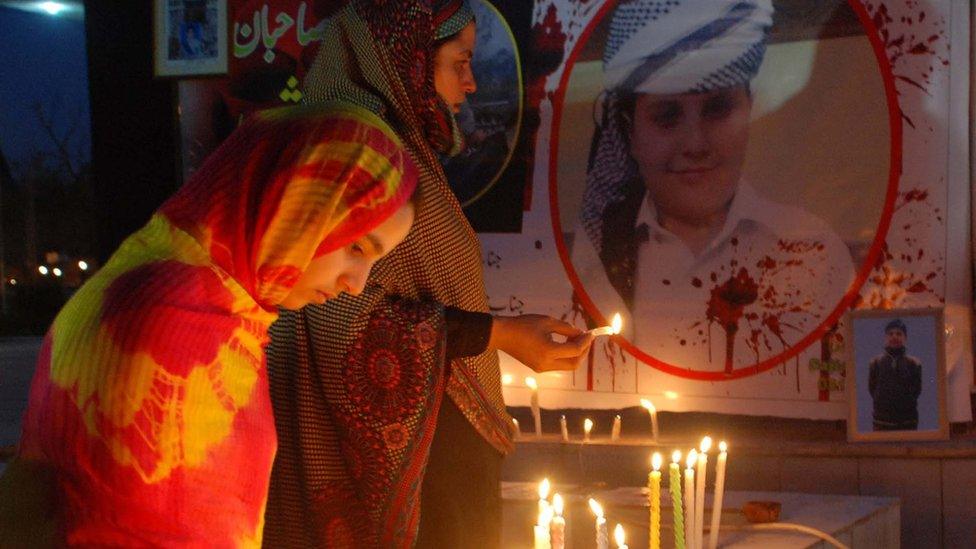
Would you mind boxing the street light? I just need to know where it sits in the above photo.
[78,260,88,271]
[52,267,63,277]
[38,265,49,276]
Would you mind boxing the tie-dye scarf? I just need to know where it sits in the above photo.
[264,1,514,547]
[4,103,416,547]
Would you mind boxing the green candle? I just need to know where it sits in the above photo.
[670,450,685,549]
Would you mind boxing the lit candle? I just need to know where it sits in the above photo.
[589,312,623,337]
[583,418,594,442]
[684,450,697,549]
[538,478,551,518]
[649,452,662,549]
[614,523,628,549]
[589,498,610,549]
[611,415,622,441]
[707,442,728,549]
[512,418,521,440]
[535,506,553,549]
[670,451,685,549]
[560,415,569,442]
[695,437,711,549]
[551,493,566,549]
[525,377,542,437]
[640,398,659,442]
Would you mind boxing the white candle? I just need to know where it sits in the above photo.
[583,418,594,442]
[560,415,569,442]
[512,418,521,440]
[695,437,711,549]
[640,398,659,441]
[589,499,610,549]
[611,415,621,441]
[535,506,553,549]
[538,478,551,518]
[614,523,628,549]
[526,377,542,437]
[551,493,566,549]
[684,450,697,549]
[588,312,623,337]
[707,442,728,549]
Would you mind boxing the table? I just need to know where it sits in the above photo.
[502,482,899,548]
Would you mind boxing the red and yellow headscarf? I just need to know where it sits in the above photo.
[10,102,416,547]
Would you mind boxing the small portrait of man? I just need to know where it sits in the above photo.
[867,319,922,431]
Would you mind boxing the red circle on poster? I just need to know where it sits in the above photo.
[548,0,902,381]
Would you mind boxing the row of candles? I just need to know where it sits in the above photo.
[532,436,728,549]
[516,378,660,442]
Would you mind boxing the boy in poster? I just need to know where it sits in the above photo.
[868,319,922,430]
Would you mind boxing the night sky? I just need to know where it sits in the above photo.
[0,5,90,170]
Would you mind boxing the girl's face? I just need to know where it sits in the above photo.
[279,202,415,310]
[627,86,752,226]
[433,22,478,113]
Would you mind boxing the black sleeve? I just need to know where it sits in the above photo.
[444,307,493,360]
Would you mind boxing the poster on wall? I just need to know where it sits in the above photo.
[154,0,229,77]
[484,0,972,422]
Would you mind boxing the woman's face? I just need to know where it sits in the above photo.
[433,22,477,113]
[627,86,752,226]
[279,202,415,310]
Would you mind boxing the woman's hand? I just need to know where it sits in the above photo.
[488,314,595,373]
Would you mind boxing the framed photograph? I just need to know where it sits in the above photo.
[154,0,228,77]
[846,308,948,442]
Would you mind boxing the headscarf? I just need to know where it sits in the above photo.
[581,0,773,261]
[11,103,417,547]
[266,2,514,547]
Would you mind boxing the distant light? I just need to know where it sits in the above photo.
[78,260,89,271]
[38,265,49,275]
[38,2,67,15]
[501,373,513,385]
[52,267,63,277]
[8,279,16,286]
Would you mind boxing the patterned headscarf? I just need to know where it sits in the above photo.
[12,103,418,547]
[581,0,773,256]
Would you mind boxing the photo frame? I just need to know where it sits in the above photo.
[154,0,228,78]
[846,308,948,442]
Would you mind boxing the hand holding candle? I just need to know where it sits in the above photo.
[589,313,622,337]
[649,452,662,549]
[525,376,542,437]
[614,523,628,549]
[589,498,610,549]
[551,493,566,549]
[640,398,659,441]
[707,442,728,549]
[670,451,685,549]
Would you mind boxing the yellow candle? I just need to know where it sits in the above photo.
[551,493,566,549]
[589,498,609,549]
[707,442,728,549]
[649,452,662,549]
[526,377,542,436]
[695,437,711,549]
[640,398,659,441]
[560,415,569,442]
[583,418,594,442]
[670,451,685,549]
[684,450,697,549]
[614,523,628,549]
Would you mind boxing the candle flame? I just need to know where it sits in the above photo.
[614,523,626,546]
[584,418,594,433]
[686,449,698,468]
[671,450,682,464]
[700,436,713,453]
[664,391,679,400]
[501,373,513,385]
[652,452,663,471]
[525,376,538,390]
[720,440,728,453]
[538,478,551,500]
[640,398,656,412]
[588,498,604,518]
[553,493,564,516]
[610,313,623,334]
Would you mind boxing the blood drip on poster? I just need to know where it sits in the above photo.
[706,268,758,373]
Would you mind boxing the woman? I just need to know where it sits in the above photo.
[264,1,593,547]
[0,103,419,547]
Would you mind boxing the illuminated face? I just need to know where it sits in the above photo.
[885,328,906,349]
[433,22,477,113]
[278,202,414,310]
[627,86,752,226]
